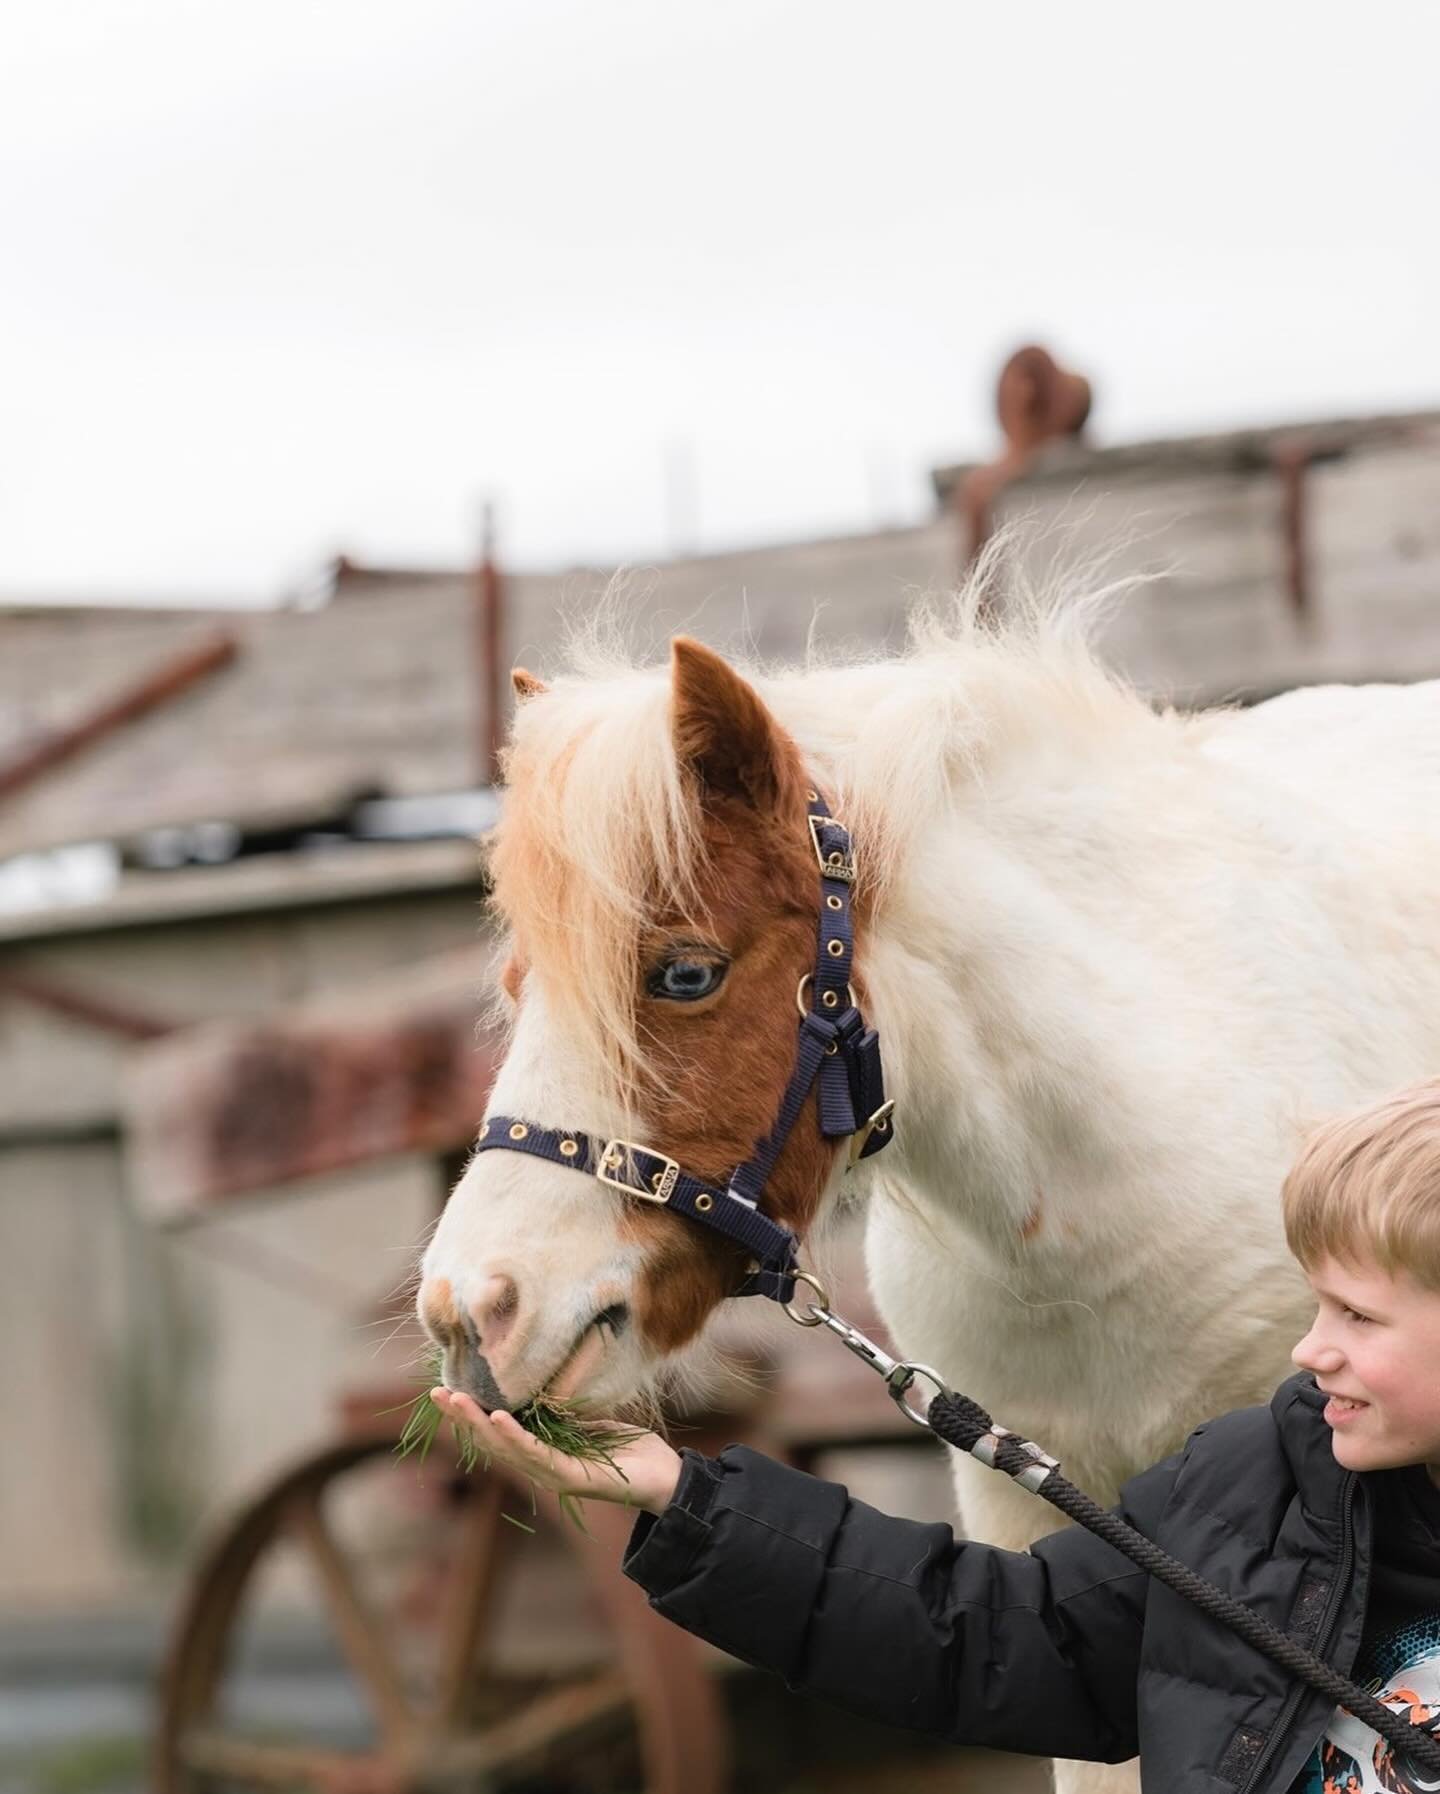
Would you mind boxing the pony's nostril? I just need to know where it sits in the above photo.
[470,1273,520,1349]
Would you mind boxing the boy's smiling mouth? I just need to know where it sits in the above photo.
[1318,1387,1371,1424]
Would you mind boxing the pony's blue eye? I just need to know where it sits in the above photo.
[650,958,727,1001]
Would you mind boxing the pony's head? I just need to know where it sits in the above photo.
[418,637,864,1412]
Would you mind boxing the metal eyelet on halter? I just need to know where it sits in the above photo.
[784,1268,830,1326]
[509,1122,528,1140]
[826,938,845,958]
[559,1138,579,1157]
[826,894,843,910]
[695,1192,715,1212]
[479,1123,490,1139]
[824,1041,839,1056]
[806,787,819,802]
[796,974,858,1017]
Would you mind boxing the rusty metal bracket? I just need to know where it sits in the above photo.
[1269,433,1346,627]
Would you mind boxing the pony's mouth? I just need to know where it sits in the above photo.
[543,1303,629,1405]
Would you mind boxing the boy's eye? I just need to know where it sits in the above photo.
[1341,1305,1372,1325]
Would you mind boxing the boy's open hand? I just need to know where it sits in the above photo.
[430,1388,684,1515]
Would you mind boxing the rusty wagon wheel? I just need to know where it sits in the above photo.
[155,1430,728,1794]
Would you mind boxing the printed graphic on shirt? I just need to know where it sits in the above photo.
[1295,1616,1440,1793]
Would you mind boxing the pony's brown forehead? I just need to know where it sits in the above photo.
[658,792,817,942]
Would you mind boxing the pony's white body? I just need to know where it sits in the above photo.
[776,668,1440,1793]
[424,607,1440,1794]
[843,676,1440,1533]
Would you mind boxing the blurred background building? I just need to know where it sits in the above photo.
[3,354,1439,1791]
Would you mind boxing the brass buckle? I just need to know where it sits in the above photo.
[847,1099,896,1168]
[598,1139,679,1204]
[808,814,856,883]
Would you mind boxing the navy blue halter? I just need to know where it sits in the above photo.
[473,790,893,1304]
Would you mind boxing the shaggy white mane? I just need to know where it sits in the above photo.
[491,559,1167,1103]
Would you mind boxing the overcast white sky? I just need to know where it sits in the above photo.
[1,2,1437,604]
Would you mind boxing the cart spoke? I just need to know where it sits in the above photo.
[289,1486,415,1746]
[436,1669,633,1776]
[433,1470,508,1723]
[179,1728,394,1789]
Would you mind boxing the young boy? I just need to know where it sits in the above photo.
[432,1080,1440,1791]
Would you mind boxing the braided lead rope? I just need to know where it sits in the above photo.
[784,1286,1440,1775]
[924,1389,1440,1776]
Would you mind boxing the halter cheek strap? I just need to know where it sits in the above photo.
[471,790,893,1304]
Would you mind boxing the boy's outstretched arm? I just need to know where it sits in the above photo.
[432,1389,1170,1763]
[619,1441,1168,1763]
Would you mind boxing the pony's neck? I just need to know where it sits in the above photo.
[770,654,1200,1258]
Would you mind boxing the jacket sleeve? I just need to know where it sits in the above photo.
[623,1443,1180,1763]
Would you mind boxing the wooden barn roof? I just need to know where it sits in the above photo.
[4,407,1440,864]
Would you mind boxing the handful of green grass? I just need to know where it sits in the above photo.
[394,1357,646,1534]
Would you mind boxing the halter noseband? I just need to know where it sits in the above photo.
[473,790,893,1304]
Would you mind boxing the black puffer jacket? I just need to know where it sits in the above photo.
[623,1374,1376,1792]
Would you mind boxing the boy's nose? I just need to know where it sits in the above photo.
[1292,1327,1343,1374]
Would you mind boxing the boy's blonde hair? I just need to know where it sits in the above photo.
[1283,1077,1440,1291]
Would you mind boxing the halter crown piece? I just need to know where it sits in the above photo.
[472,789,893,1304]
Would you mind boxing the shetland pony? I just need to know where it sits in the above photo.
[420,588,1440,1792]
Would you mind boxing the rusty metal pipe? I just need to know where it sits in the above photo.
[0,967,179,1040]
[474,505,505,787]
[0,633,240,802]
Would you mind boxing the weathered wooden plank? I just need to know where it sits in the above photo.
[0,837,484,945]
[0,852,490,1138]
[123,947,496,1221]
[0,582,481,859]
[931,408,1440,498]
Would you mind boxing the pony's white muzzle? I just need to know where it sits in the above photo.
[420,1137,652,1408]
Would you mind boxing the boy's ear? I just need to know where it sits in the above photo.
[511,667,548,702]
[669,636,796,811]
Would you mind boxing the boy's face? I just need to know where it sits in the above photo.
[1292,1254,1440,1480]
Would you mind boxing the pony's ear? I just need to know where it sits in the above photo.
[511,667,548,702]
[670,637,792,810]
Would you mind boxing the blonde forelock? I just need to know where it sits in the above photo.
[490,665,702,1108]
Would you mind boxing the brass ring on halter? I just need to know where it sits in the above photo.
[783,1268,830,1327]
[795,975,858,1019]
